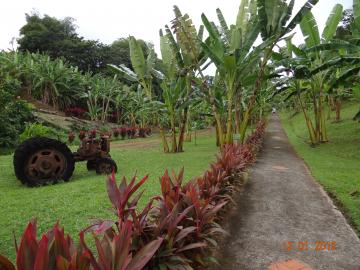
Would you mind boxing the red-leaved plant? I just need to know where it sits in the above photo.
[78,130,86,141]
[113,128,120,139]
[68,132,75,143]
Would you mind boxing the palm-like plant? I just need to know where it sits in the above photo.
[299,0,360,122]
[108,37,163,100]
[158,6,207,153]
[272,3,343,145]
[201,0,319,144]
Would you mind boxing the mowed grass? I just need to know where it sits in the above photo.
[281,103,360,235]
[0,131,218,259]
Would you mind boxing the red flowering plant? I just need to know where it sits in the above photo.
[120,127,127,140]
[68,132,75,143]
[113,128,120,139]
[89,129,97,139]
[78,130,86,141]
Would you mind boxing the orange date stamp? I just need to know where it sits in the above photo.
[283,241,337,252]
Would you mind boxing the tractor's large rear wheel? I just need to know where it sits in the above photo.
[13,137,75,187]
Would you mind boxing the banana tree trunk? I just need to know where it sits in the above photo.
[235,95,242,134]
[335,97,341,122]
[177,107,188,152]
[319,92,328,142]
[212,104,224,147]
[185,111,191,142]
[159,126,169,153]
[298,95,317,145]
[313,94,320,142]
[215,123,220,147]
[225,95,234,144]
[239,47,273,143]
[170,115,177,153]
[239,107,251,144]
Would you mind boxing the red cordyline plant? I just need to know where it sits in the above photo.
[148,169,229,268]
[68,132,75,143]
[113,128,120,139]
[0,220,92,270]
[138,128,146,138]
[120,127,127,140]
[89,129,97,139]
[78,130,86,141]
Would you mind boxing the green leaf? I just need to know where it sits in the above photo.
[331,65,360,88]
[230,27,242,51]
[306,41,360,53]
[241,20,260,53]
[129,36,147,79]
[216,8,231,42]
[236,0,250,30]
[107,64,138,82]
[280,0,295,28]
[160,34,177,78]
[201,13,223,45]
[198,25,204,41]
[283,0,319,35]
[300,11,320,48]
[164,25,184,68]
[258,0,288,39]
[354,0,360,29]
[311,56,360,75]
[322,4,343,42]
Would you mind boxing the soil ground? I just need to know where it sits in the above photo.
[216,115,360,270]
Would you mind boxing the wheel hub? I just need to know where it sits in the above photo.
[26,149,66,182]
[99,163,112,174]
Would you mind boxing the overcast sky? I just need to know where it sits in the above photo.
[0,0,353,54]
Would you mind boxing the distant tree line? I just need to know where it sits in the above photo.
[17,12,160,75]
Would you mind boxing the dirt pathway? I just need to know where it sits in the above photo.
[216,116,360,270]
[111,128,213,150]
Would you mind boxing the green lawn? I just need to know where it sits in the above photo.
[281,103,360,235]
[0,132,218,259]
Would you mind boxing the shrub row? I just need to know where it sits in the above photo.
[0,120,266,270]
[68,127,152,143]
[113,127,151,139]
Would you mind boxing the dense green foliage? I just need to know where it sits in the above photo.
[281,103,360,234]
[18,13,154,75]
[19,123,66,143]
[0,67,33,149]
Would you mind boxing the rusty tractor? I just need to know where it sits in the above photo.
[13,135,117,187]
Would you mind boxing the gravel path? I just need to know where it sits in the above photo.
[216,115,360,270]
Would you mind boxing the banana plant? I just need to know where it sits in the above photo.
[201,0,319,144]
[301,0,360,121]
[272,3,343,145]
[200,1,260,145]
[108,37,163,100]
[158,6,207,153]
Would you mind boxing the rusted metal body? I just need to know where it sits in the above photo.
[73,136,111,162]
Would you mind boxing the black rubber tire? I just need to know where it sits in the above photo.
[95,157,118,175]
[86,160,97,171]
[13,137,75,187]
